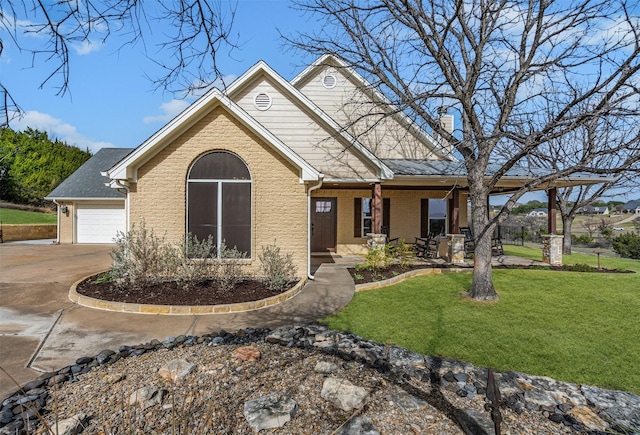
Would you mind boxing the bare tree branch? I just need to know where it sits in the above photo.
[0,0,239,120]
[288,0,640,300]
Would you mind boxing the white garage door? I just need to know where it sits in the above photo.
[76,203,126,243]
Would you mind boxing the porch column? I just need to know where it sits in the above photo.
[548,187,557,234]
[451,188,460,234]
[371,182,382,234]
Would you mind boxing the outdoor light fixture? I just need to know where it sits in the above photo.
[60,205,68,214]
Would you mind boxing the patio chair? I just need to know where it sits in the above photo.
[492,229,504,255]
[460,227,474,257]
[459,226,504,256]
[414,235,438,259]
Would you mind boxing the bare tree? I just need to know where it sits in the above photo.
[0,0,238,127]
[581,219,600,239]
[289,0,640,300]
[534,113,640,254]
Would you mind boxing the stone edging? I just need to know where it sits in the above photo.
[69,275,307,315]
[3,325,638,434]
[355,267,470,292]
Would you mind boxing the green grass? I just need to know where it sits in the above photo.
[0,207,57,224]
[323,246,640,394]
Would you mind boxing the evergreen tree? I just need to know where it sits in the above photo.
[0,127,91,206]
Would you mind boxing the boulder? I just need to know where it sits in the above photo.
[243,392,297,432]
[321,378,368,412]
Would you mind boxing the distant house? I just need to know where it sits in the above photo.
[577,205,610,216]
[622,199,640,214]
[527,208,548,217]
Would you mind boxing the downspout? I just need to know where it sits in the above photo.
[52,200,61,244]
[307,175,324,280]
[113,179,130,232]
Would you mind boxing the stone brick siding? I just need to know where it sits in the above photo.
[129,107,308,276]
[1,224,57,242]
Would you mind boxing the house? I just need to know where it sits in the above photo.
[577,205,610,216]
[622,199,640,214]
[47,55,608,278]
[527,208,548,217]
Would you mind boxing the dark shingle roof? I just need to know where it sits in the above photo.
[46,148,133,199]
[623,199,640,210]
[381,159,606,180]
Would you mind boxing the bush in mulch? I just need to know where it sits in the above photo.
[349,262,634,284]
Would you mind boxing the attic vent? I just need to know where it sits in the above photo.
[254,92,272,110]
[322,75,337,89]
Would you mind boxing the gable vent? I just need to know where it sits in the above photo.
[322,75,337,89]
[254,92,272,110]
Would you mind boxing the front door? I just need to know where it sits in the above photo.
[311,197,337,252]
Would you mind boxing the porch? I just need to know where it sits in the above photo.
[310,251,547,277]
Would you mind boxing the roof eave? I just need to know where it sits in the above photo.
[44,196,125,201]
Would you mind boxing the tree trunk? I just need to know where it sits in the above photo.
[466,181,499,301]
[562,216,573,255]
[470,230,499,301]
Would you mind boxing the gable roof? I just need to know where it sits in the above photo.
[106,88,321,183]
[291,54,455,161]
[225,60,393,180]
[45,148,133,200]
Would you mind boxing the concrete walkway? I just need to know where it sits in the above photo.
[0,242,544,398]
[0,244,355,397]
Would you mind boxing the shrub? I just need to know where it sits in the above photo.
[572,233,592,245]
[258,241,298,292]
[392,239,414,269]
[358,244,392,273]
[612,232,640,260]
[110,225,248,291]
[216,241,248,292]
[110,222,174,289]
[169,234,217,289]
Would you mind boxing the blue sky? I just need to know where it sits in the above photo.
[2,1,312,152]
[2,1,637,204]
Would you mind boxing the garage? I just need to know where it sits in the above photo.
[76,203,126,243]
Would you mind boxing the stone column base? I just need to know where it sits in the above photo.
[366,233,387,250]
[446,234,466,264]
[542,235,564,266]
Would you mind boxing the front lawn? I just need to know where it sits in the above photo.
[0,207,57,224]
[323,246,640,394]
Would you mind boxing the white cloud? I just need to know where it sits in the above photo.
[143,99,190,124]
[72,40,104,55]
[11,110,115,153]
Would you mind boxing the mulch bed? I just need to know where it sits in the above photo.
[349,262,634,284]
[76,275,297,306]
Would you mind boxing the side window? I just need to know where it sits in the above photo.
[354,197,390,237]
[421,198,447,237]
[187,151,251,258]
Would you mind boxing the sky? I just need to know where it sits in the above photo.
[1,1,637,204]
[2,1,313,152]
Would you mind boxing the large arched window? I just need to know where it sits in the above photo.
[187,151,251,257]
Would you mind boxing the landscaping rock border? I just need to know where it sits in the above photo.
[2,325,638,434]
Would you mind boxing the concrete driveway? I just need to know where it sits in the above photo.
[0,243,354,398]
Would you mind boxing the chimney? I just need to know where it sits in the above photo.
[440,114,454,134]
[436,112,454,155]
